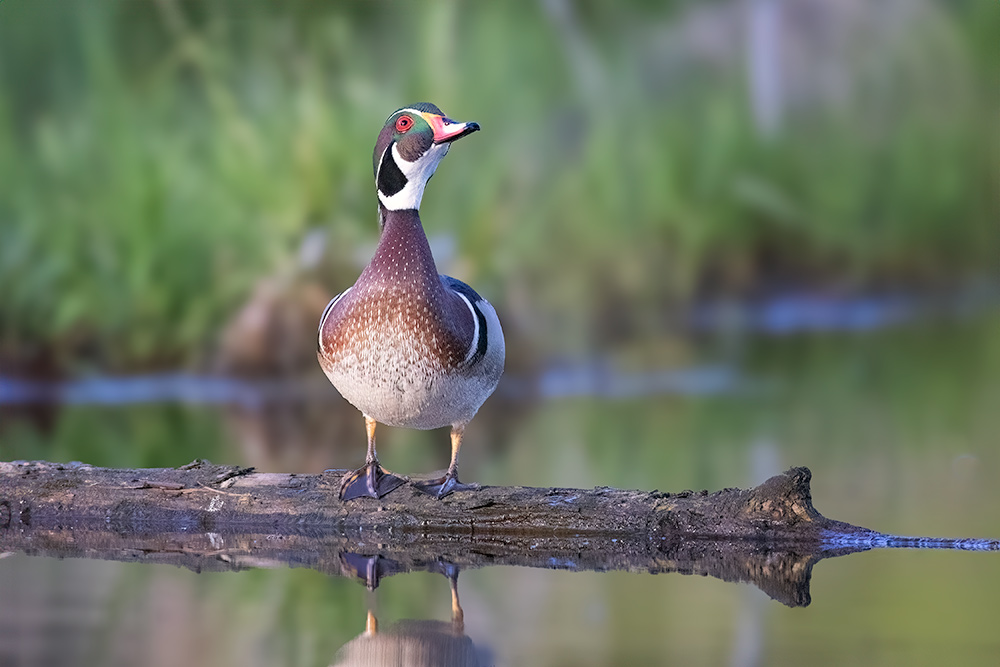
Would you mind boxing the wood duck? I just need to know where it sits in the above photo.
[318,103,505,501]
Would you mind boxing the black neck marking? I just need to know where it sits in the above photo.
[377,144,407,198]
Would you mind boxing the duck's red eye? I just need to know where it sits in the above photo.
[395,115,414,133]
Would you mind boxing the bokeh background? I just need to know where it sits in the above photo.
[1,0,995,373]
[1,1,999,666]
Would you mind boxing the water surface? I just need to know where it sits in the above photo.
[2,316,999,665]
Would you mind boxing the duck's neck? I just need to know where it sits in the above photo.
[365,205,440,287]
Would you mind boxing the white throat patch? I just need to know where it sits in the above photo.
[377,142,450,211]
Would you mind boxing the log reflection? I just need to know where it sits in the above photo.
[4,518,854,607]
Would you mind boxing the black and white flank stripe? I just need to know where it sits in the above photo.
[442,275,489,367]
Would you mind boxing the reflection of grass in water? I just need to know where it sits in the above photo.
[72,549,458,666]
[0,1,996,368]
[3,316,995,488]
[0,404,230,468]
[93,562,366,667]
[492,316,1000,499]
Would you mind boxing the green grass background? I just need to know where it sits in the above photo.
[0,0,995,370]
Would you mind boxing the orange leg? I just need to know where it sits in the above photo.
[414,422,480,498]
[450,572,464,633]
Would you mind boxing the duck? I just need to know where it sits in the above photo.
[318,103,505,501]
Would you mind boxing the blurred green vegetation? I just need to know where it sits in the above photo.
[0,0,996,370]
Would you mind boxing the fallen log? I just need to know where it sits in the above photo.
[2,460,996,607]
[2,460,856,537]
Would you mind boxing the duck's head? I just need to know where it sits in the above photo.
[373,102,480,212]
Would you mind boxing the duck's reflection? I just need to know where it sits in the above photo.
[331,556,490,667]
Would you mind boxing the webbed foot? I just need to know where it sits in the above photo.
[339,461,406,500]
[414,472,480,499]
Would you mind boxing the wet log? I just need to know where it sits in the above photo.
[3,460,997,607]
[1,460,860,540]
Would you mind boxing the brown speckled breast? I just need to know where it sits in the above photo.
[319,209,474,370]
[317,208,487,429]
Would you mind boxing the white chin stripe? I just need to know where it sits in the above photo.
[377,143,449,211]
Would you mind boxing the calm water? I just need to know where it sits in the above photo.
[2,316,999,666]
